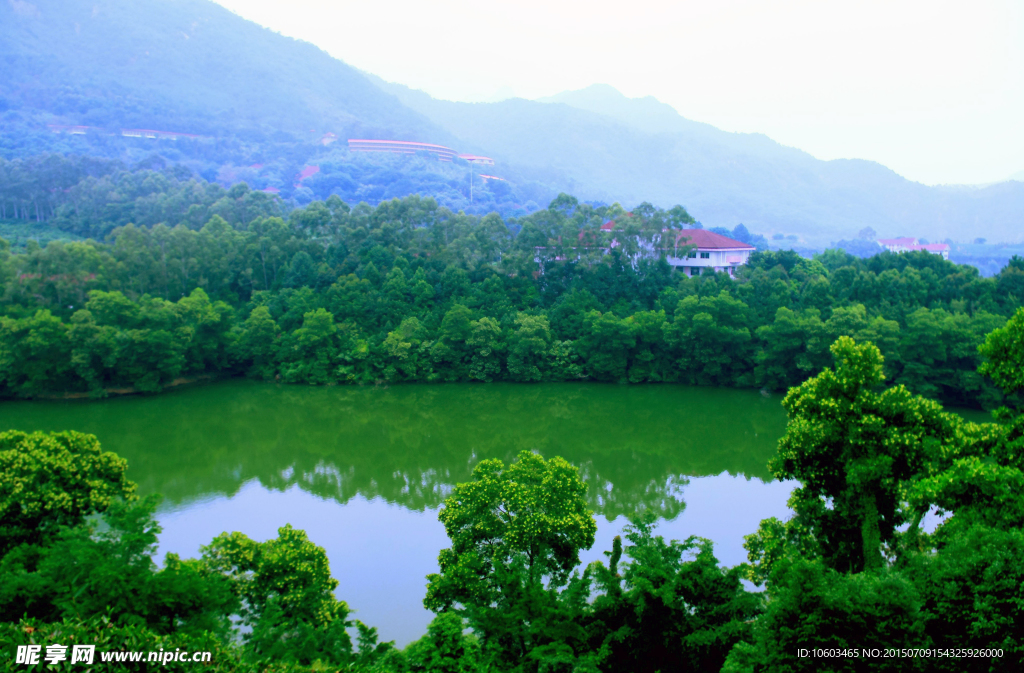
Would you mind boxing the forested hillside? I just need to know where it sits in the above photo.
[3,0,1022,244]
[0,0,444,142]
[0,0,554,214]
[2,172,1022,407]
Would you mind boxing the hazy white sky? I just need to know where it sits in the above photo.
[214,0,1024,186]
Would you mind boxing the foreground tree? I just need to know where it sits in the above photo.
[737,330,1024,671]
[758,337,959,574]
[201,525,371,666]
[977,306,1024,396]
[424,450,597,670]
[0,430,136,555]
[1,496,238,634]
[732,561,926,673]
[404,611,483,673]
[588,518,762,673]
[0,429,407,671]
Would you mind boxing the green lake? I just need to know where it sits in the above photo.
[2,381,838,644]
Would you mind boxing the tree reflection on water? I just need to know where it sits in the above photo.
[6,380,787,521]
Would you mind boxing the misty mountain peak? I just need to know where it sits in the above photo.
[537,84,711,137]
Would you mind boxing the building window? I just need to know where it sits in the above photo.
[688,251,697,258]
[700,252,710,259]
[690,266,700,276]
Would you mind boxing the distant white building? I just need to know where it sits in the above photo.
[663,229,756,276]
[878,237,950,260]
[536,224,755,276]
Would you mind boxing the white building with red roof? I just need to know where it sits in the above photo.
[584,224,755,276]
[878,237,950,260]
[536,224,756,276]
[665,229,756,276]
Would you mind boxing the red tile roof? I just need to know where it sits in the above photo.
[671,229,755,250]
[296,165,320,181]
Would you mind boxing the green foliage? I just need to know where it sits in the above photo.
[0,615,278,673]
[755,307,831,390]
[4,187,1024,669]
[0,188,1019,407]
[425,450,597,669]
[0,497,237,636]
[0,430,401,672]
[668,292,754,386]
[738,325,1024,670]
[587,517,763,672]
[978,306,1024,395]
[907,525,1024,669]
[906,400,1024,540]
[748,560,926,673]
[766,338,960,573]
[506,313,553,382]
[404,612,482,673]
[0,430,135,555]
[201,526,356,665]
[0,310,73,396]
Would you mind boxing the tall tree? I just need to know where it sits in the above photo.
[424,450,597,670]
[764,337,959,573]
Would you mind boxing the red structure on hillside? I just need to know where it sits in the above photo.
[47,124,210,140]
[878,237,950,260]
[295,165,320,183]
[121,128,208,140]
[348,139,460,161]
[347,139,495,166]
[47,124,95,135]
[458,154,495,165]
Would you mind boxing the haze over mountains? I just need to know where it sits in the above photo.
[0,0,446,141]
[3,0,1022,245]
[376,79,1024,245]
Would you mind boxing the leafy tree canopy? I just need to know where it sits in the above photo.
[0,430,136,555]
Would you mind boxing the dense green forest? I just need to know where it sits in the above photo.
[1,160,1022,408]
[0,147,545,226]
[4,312,1024,671]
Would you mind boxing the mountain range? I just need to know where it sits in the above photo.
[2,0,1022,245]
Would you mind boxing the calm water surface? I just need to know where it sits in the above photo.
[6,381,807,644]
